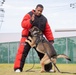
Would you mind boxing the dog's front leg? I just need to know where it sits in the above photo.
[26,39,32,46]
[28,36,32,40]
[26,36,36,47]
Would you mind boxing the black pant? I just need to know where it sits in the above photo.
[20,43,52,71]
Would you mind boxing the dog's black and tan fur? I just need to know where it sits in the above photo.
[26,26,71,73]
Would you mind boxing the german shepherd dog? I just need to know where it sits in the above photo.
[26,26,71,73]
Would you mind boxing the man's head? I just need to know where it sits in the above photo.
[35,4,44,16]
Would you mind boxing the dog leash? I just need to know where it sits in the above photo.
[26,48,35,72]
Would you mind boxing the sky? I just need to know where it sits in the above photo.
[0,0,76,33]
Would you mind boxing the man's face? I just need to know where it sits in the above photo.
[35,7,43,16]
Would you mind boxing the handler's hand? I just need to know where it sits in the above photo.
[31,14,35,21]
[49,41,54,44]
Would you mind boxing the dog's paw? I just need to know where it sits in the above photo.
[26,39,28,42]
[40,70,45,73]
[54,70,56,73]
[28,36,32,40]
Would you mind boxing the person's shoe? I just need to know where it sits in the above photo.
[15,69,21,72]
[49,69,55,72]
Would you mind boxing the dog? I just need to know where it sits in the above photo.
[26,26,71,73]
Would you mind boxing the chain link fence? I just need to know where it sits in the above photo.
[0,36,76,64]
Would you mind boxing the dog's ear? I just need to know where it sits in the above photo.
[33,30,39,34]
[29,26,43,35]
[29,28,33,32]
[33,26,40,32]
[29,26,36,32]
[33,26,43,35]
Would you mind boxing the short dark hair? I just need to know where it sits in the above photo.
[36,4,44,9]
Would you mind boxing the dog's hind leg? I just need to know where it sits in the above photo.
[40,54,52,73]
[40,55,57,73]
[40,54,47,73]
[43,56,57,72]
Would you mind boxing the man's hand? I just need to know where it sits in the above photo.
[30,14,35,24]
[31,14,35,21]
[49,40,54,44]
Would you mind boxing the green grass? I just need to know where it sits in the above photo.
[0,64,76,75]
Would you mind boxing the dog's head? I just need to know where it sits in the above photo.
[29,26,42,37]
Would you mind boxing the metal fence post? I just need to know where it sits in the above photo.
[66,37,68,63]
[8,42,10,63]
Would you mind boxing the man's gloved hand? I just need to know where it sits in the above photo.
[49,40,54,44]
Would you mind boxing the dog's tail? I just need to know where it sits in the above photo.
[57,54,71,61]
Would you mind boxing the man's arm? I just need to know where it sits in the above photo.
[43,22,54,43]
[21,14,32,29]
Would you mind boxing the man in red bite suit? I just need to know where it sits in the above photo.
[14,4,54,72]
